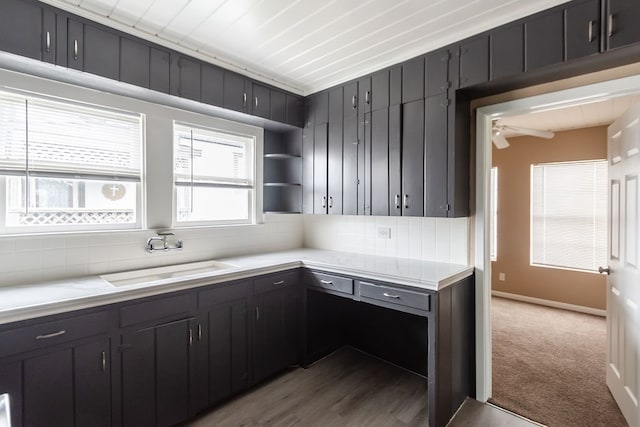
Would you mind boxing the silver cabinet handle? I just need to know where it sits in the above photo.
[256,306,260,320]
[588,20,594,42]
[101,351,106,372]
[365,90,370,105]
[608,14,614,38]
[320,280,333,285]
[394,194,400,209]
[197,323,202,341]
[46,31,51,52]
[188,328,193,346]
[243,92,247,106]
[322,195,327,209]
[273,280,285,285]
[255,96,258,108]
[36,330,66,340]
[352,95,357,109]
[383,292,400,299]
[329,196,333,209]
[73,39,78,60]
[404,194,409,209]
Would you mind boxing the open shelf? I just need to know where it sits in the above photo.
[263,129,303,214]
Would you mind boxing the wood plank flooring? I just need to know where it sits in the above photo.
[187,347,540,426]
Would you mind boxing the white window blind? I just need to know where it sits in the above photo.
[531,160,607,272]
[174,122,255,225]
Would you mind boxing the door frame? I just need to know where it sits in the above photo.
[474,73,640,401]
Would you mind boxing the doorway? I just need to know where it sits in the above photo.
[474,74,640,425]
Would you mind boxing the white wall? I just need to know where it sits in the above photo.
[303,215,470,265]
[0,214,303,286]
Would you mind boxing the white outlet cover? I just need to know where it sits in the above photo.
[499,273,505,281]
[377,227,391,239]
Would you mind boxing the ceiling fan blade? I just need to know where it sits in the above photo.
[500,125,555,139]
[492,132,510,149]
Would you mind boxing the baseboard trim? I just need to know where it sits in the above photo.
[491,290,606,317]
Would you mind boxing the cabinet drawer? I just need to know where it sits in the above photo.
[0,311,109,358]
[198,280,251,307]
[358,281,430,312]
[119,293,191,327]
[307,271,353,295]
[254,270,299,294]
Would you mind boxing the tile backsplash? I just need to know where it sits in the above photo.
[303,215,469,265]
[0,214,303,286]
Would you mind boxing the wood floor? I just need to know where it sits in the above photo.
[187,347,538,427]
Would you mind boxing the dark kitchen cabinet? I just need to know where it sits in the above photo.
[526,9,565,72]
[370,107,390,216]
[84,25,119,80]
[327,86,344,215]
[425,94,449,217]
[201,64,224,107]
[606,0,640,50]
[150,48,171,94]
[67,18,84,71]
[271,90,287,123]
[55,13,68,67]
[0,0,42,60]
[401,99,425,216]
[402,56,425,103]
[313,122,329,214]
[390,66,403,106]
[371,69,390,111]
[358,75,372,114]
[224,72,252,113]
[253,272,301,383]
[0,359,22,427]
[120,37,150,88]
[263,129,302,214]
[458,35,489,88]
[174,56,201,102]
[490,22,524,80]
[302,99,315,214]
[252,83,271,119]
[286,94,304,127]
[565,0,601,60]
[388,104,402,216]
[342,82,359,215]
[425,48,450,97]
[42,8,57,64]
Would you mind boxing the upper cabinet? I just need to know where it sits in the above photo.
[605,0,640,50]
[490,22,524,80]
[84,24,120,80]
[526,9,565,72]
[252,83,271,119]
[0,0,42,60]
[402,57,425,103]
[458,35,489,89]
[565,0,601,60]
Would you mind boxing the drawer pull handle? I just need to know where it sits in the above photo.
[46,31,51,52]
[273,280,285,285]
[73,39,79,60]
[101,351,106,372]
[320,280,334,285]
[36,330,66,340]
[383,292,400,299]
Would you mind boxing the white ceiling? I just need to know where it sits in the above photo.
[41,0,570,95]
[496,95,640,137]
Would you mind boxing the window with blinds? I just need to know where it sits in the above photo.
[0,90,143,232]
[530,160,607,272]
[174,122,255,225]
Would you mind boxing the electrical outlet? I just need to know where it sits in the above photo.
[377,227,391,239]
[499,272,505,281]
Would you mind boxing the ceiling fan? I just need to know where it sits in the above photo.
[492,123,555,149]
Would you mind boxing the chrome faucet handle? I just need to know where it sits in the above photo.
[157,231,175,236]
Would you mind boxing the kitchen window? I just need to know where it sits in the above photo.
[173,122,255,226]
[0,89,143,233]
[530,160,607,272]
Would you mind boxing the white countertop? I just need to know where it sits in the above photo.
[0,249,473,325]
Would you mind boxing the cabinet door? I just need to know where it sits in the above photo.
[526,10,564,71]
[459,36,489,88]
[0,359,22,427]
[389,104,402,216]
[371,69,390,112]
[490,23,524,80]
[286,94,304,127]
[343,115,359,215]
[121,329,155,427]
[328,87,343,215]
[224,72,249,112]
[74,339,111,427]
[343,82,358,116]
[202,64,224,107]
[302,120,315,214]
[390,66,402,106]
[425,94,449,217]
[566,0,601,60]
[55,14,68,67]
[425,49,450,97]
[177,56,201,102]
[371,107,389,216]
[189,315,209,417]
[208,300,250,403]
[42,8,56,64]
[313,123,329,214]
[0,0,42,60]
[84,24,120,80]
[120,37,150,88]
[150,48,171,94]
[359,76,372,114]
[607,0,640,50]
[67,18,84,71]
[402,56,425,103]
[401,99,425,216]
[252,83,271,119]
[271,90,287,123]
[24,348,74,426]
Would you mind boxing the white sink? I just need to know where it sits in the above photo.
[100,260,237,287]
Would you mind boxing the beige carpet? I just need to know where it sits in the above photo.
[490,296,628,427]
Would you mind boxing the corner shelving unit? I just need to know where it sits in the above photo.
[263,129,302,214]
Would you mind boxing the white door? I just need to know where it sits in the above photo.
[607,104,640,427]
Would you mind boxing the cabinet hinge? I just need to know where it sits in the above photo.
[357,178,360,185]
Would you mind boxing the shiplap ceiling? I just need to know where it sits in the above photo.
[40,0,570,95]
[496,95,640,137]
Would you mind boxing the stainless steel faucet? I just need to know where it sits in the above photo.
[146,232,183,253]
